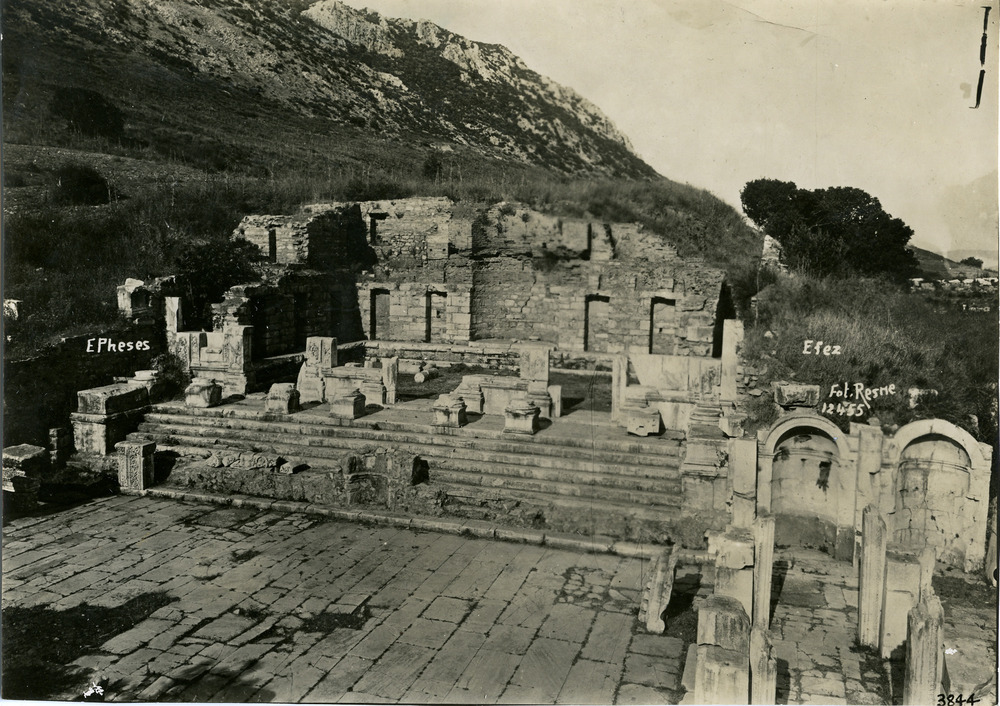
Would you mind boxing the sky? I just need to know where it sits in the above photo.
[341,0,999,266]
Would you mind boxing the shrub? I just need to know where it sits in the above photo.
[51,163,114,205]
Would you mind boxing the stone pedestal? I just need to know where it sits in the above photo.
[72,384,151,455]
[331,389,366,419]
[265,383,300,414]
[116,440,156,491]
[2,444,50,508]
[433,395,467,428]
[185,379,222,408]
[503,397,541,435]
[626,405,661,436]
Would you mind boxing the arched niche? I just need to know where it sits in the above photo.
[892,422,977,567]
[759,412,853,557]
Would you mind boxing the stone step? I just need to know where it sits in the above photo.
[438,483,679,524]
[136,419,679,479]
[140,412,682,471]
[429,457,681,494]
[133,430,680,505]
[146,403,684,458]
[430,465,681,508]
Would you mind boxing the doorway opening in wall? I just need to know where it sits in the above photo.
[368,212,388,245]
[584,294,610,353]
[712,284,736,358]
[370,289,390,340]
[649,297,676,354]
[425,291,447,343]
[550,370,613,414]
[267,229,277,262]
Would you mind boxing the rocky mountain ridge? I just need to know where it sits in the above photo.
[3,0,655,177]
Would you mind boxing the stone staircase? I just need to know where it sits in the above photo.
[128,400,686,540]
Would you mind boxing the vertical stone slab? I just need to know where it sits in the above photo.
[720,318,743,402]
[116,440,155,491]
[382,356,398,405]
[695,644,750,705]
[715,527,756,623]
[880,547,922,658]
[611,354,627,423]
[730,438,758,528]
[752,514,775,629]
[165,296,182,332]
[519,344,550,385]
[750,627,776,705]
[859,505,888,648]
[904,595,944,706]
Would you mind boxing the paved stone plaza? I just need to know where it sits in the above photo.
[2,494,996,704]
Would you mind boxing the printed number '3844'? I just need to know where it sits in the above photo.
[939,695,980,705]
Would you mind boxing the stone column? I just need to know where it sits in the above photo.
[752,514,775,630]
[730,438,758,528]
[858,504,888,648]
[880,547,923,659]
[714,527,756,623]
[750,626,776,705]
[382,356,399,405]
[903,595,944,706]
[116,440,155,491]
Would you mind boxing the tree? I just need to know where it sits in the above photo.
[960,256,983,268]
[741,179,919,280]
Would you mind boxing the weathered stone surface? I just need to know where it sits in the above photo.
[749,627,776,705]
[77,384,149,416]
[859,505,887,648]
[752,515,775,629]
[625,406,661,437]
[904,595,944,706]
[503,397,540,435]
[694,644,749,705]
[432,395,467,428]
[330,389,366,419]
[184,379,221,409]
[697,594,750,654]
[116,440,156,491]
[2,444,50,496]
[265,383,300,414]
[771,381,820,408]
[880,547,922,658]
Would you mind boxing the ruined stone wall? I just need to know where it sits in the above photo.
[4,325,162,447]
[234,205,373,271]
[202,272,363,360]
[236,198,728,356]
[358,281,472,344]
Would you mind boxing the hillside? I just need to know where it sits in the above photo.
[2,0,655,178]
